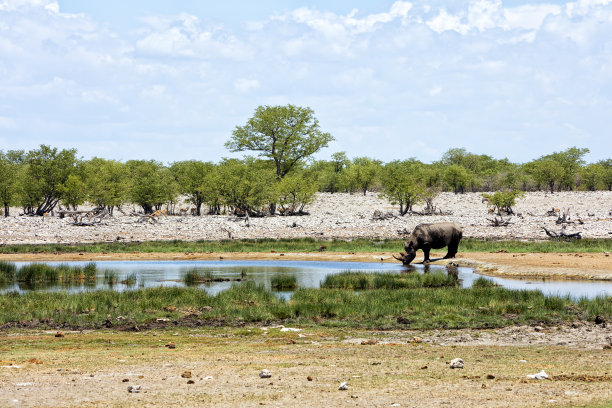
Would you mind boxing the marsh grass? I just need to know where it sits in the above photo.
[270,275,298,290]
[183,269,214,285]
[2,238,611,254]
[103,269,118,285]
[0,261,17,284]
[121,272,137,286]
[0,282,609,329]
[322,271,457,290]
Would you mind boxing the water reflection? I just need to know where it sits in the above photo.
[2,260,611,299]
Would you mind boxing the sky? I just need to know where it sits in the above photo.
[1,0,611,164]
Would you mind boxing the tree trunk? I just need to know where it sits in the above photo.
[3,203,8,217]
[142,203,153,214]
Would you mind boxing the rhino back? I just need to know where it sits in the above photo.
[412,222,462,249]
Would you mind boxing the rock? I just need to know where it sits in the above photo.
[127,385,141,393]
[595,315,606,325]
[486,374,495,379]
[338,382,349,390]
[361,339,377,345]
[534,326,545,332]
[181,371,192,378]
[307,376,313,381]
[187,380,195,384]
[411,337,423,343]
[165,343,176,349]
[450,358,464,369]
[54,332,64,338]
[259,369,272,378]
[526,370,549,380]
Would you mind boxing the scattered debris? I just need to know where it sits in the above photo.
[526,370,549,380]
[450,358,464,369]
[338,382,349,390]
[259,369,272,379]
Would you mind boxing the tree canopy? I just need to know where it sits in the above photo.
[226,105,334,180]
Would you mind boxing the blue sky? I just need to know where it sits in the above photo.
[1,0,610,164]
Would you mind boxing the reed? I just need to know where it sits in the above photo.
[270,275,298,290]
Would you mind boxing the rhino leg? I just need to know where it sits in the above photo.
[444,241,459,259]
[422,244,431,263]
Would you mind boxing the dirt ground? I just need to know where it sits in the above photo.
[1,325,611,408]
[2,250,612,281]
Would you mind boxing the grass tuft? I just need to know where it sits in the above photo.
[270,275,298,290]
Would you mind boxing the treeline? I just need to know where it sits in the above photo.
[0,145,610,217]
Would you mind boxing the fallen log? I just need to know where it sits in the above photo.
[542,227,582,240]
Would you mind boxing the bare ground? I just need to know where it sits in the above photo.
[1,325,611,408]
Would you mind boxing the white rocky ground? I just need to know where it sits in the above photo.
[1,191,611,245]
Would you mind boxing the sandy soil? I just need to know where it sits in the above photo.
[1,326,611,408]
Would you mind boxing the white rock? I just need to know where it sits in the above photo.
[449,358,464,369]
[259,369,272,378]
[338,382,349,390]
[526,370,549,380]
[280,327,302,332]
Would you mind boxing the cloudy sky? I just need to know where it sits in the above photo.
[1,0,611,164]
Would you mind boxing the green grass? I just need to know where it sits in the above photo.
[0,282,609,329]
[2,237,612,254]
[183,268,214,285]
[0,261,17,284]
[12,262,98,285]
[270,275,298,290]
[321,271,458,290]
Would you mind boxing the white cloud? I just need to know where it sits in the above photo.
[427,9,470,34]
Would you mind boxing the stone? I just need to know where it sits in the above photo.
[127,385,141,393]
[338,382,349,390]
[526,370,549,380]
[259,369,272,379]
[450,358,464,369]
[181,371,192,378]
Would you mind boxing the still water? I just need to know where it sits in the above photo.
[4,260,612,299]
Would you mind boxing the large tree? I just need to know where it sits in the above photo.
[21,145,79,215]
[226,105,334,180]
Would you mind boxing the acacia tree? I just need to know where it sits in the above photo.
[226,105,334,180]
[170,160,215,216]
[597,159,612,191]
[21,145,79,215]
[83,158,127,214]
[525,158,564,193]
[343,157,382,195]
[381,160,426,216]
[126,160,177,214]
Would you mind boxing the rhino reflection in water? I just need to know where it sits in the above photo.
[393,222,463,265]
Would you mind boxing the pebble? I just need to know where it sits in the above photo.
[127,385,141,393]
[338,382,349,390]
[450,358,464,369]
[259,369,272,378]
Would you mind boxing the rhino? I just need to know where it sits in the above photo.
[393,222,463,265]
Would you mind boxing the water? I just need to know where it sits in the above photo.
[3,260,611,299]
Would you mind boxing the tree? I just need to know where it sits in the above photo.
[380,160,426,215]
[525,158,564,193]
[580,163,603,191]
[170,160,215,216]
[540,147,589,190]
[126,160,177,213]
[83,158,127,214]
[342,157,382,195]
[481,190,525,215]
[226,105,334,180]
[277,171,319,215]
[216,158,278,215]
[21,145,79,215]
[597,159,612,191]
[62,173,87,210]
[443,164,470,194]
[0,152,21,216]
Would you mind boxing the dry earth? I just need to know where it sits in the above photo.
[1,325,611,408]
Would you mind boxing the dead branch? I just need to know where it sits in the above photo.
[372,210,397,220]
[542,226,582,240]
[488,216,511,227]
